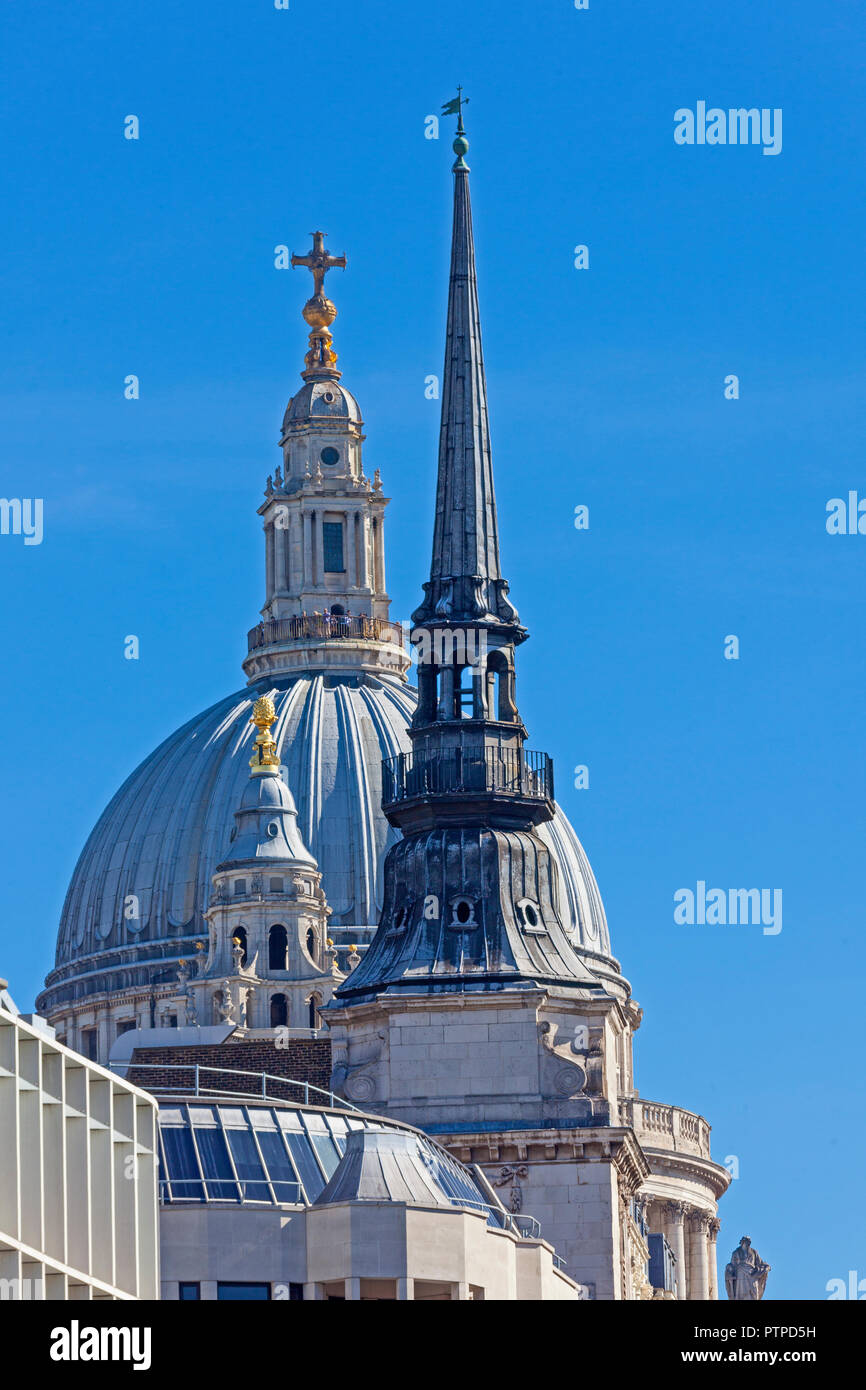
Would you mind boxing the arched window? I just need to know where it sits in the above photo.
[458,664,474,719]
[307,994,322,1029]
[233,926,248,968]
[270,994,288,1028]
[486,651,509,722]
[268,924,288,971]
[305,926,317,961]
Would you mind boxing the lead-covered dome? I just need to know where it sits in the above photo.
[39,675,616,1017]
[281,380,362,428]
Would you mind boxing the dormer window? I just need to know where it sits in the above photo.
[516,898,544,933]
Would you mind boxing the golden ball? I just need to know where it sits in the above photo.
[302,295,337,329]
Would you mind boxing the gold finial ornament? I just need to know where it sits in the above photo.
[291,231,347,381]
[249,694,280,773]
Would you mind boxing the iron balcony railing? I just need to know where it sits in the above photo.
[109,1060,363,1112]
[247,614,404,653]
[382,747,554,804]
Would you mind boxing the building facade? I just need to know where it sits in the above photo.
[0,979,159,1301]
[155,1082,578,1301]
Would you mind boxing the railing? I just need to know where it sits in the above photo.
[110,1061,363,1113]
[512,1214,542,1240]
[247,614,404,653]
[382,747,554,804]
[624,1097,712,1160]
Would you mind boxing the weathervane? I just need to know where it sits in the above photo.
[442,87,470,170]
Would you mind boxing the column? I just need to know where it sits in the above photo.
[316,513,325,586]
[96,1008,110,1063]
[274,514,288,593]
[472,664,486,719]
[290,508,303,599]
[707,1217,721,1300]
[451,1282,471,1300]
[437,666,455,721]
[302,511,313,590]
[345,1277,361,1300]
[265,523,275,599]
[665,1201,687,1300]
[360,514,371,589]
[687,1210,710,1300]
[396,1277,414,1301]
[346,508,357,589]
[374,516,386,593]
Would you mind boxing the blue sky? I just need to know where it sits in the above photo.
[1,1,864,1299]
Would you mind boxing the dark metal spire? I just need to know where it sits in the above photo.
[332,103,603,1009]
[413,106,520,629]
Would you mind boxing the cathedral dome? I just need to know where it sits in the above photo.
[40,675,616,1016]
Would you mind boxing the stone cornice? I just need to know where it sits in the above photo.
[436,1125,651,1194]
[640,1145,732,1200]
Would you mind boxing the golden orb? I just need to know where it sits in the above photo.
[302,295,337,329]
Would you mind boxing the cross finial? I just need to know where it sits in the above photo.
[291,231,346,297]
[290,231,347,381]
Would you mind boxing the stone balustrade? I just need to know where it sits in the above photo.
[247,613,404,653]
[623,1097,712,1159]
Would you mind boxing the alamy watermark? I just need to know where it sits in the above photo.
[826,492,866,535]
[0,497,42,545]
[674,104,782,157]
[674,881,782,935]
[408,626,488,667]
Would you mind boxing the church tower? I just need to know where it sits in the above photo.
[324,110,629,1117]
[333,102,599,1001]
[325,103,729,1300]
[243,232,409,685]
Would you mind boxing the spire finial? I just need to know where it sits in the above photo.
[442,88,470,170]
[248,695,280,775]
[291,231,347,381]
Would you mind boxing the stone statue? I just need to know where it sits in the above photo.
[725,1236,770,1300]
[184,989,197,1028]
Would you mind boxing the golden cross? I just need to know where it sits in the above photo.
[291,231,346,298]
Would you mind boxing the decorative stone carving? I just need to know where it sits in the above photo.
[725,1236,770,1300]
[492,1164,528,1213]
[217,980,235,1023]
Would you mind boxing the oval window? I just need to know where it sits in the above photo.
[517,897,542,930]
[455,899,472,925]
[321,446,340,466]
